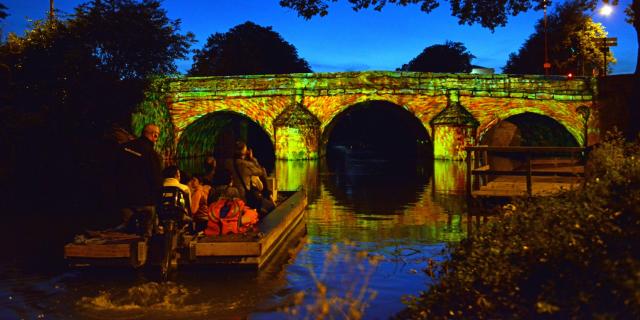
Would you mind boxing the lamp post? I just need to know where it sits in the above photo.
[49,0,54,21]
[543,0,550,75]
[598,4,614,76]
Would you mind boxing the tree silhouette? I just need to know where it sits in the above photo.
[72,0,195,80]
[0,0,195,213]
[1,0,194,127]
[399,41,475,73]
[189,21,311,76]
[280,0,639,75]
[0,3,7,20]
[503,1,614,75]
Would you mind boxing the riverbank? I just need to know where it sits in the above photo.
[400,133,640,319]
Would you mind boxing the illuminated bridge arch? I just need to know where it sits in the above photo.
[176,110,275,170]
[319,99,433,158]
[133,72,597,161]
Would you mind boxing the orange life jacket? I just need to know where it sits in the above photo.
[205,198,259,236]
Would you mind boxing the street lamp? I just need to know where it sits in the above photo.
[597,4,616,76]
[49,0,55,21]
[543,0,550,75]
[599,4,613,16]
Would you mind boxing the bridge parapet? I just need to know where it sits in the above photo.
[166,72,594,101]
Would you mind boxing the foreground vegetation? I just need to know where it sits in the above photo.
[401,133,640,319]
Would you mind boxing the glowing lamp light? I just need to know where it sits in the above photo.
[567,73,573,79]
[599,4,613,16]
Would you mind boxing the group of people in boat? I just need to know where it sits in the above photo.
[114,123,275,238]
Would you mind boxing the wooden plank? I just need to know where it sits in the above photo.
[531,159,581,166]
[466,146,585,153]
[195,242,261,257]
[472,180,581,197]
[470,169,583,177]
[64,243,131,258]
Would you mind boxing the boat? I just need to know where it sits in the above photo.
[64,189,307,271]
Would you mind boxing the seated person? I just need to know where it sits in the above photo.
[224,141,267,203]
[202,156,216,186]
[159,165,192,225]
[205,186,259,236]
[162,165,191,199]
[207,169,233,204]
[225,141,275,216]
[187,175,211,233]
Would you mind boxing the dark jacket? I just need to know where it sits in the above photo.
[117,136,162,206]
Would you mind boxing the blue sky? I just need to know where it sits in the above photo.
[1,0,637,74]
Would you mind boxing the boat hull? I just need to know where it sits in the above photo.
[64,190,307,269]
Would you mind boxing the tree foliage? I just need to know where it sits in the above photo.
[399,132,640,319]
[398,41,474,73]
[0,2,8,20]
[280,0,640,75]
[0,0,194,212]
[280,0,579,30]
[72,0,195,80]
[504,1,614,75]
[1,0,194,127]
[189,21,311,76]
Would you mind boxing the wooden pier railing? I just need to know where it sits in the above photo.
[465,146,587,198]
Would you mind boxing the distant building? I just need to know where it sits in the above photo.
[470,65,495,75]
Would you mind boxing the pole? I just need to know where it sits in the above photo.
[603,45,608,76]
[49,0,54,21]
[543,1,549,76]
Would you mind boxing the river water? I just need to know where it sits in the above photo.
[0,158,469,319]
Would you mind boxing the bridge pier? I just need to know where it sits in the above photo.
[273,101,321,160]
[430,91,479,161]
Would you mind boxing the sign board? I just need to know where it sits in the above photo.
[543,63,551,69]
[601,37,618,47]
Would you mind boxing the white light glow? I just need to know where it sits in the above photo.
[599,4,613,16]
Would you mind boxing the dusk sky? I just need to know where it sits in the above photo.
[1,0,637,74]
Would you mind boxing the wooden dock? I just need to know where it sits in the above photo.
[465,146,586,198]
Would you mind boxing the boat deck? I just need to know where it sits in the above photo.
[64,189,307,269]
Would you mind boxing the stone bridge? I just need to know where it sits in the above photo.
[134,71,598,161]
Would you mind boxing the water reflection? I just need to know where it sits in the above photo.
[275,160,319,197]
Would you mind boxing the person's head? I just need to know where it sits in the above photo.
[162,165,180,180]
[234,140,248,159]
[188,175,203,189]
[204,156,216,173]
[221,186,240,199]
[142,123,160,144]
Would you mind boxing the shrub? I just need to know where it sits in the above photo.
[400,133,640,319]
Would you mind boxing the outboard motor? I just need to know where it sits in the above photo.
[157,186,191,280]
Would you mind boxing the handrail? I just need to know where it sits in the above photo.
[465,145,587,197]
[465,146,585,153]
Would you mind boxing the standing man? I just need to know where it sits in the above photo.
[116,123,163,237]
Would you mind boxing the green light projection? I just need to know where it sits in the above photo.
[135,72,596,161]
[433,126,476,160]
[275,127,317,159]
[274,101,321,160]
[433,160,467,194]
[175,112,233,160]
[275,159,319,194]
[466,97,594,147]
[132,77,175,160]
